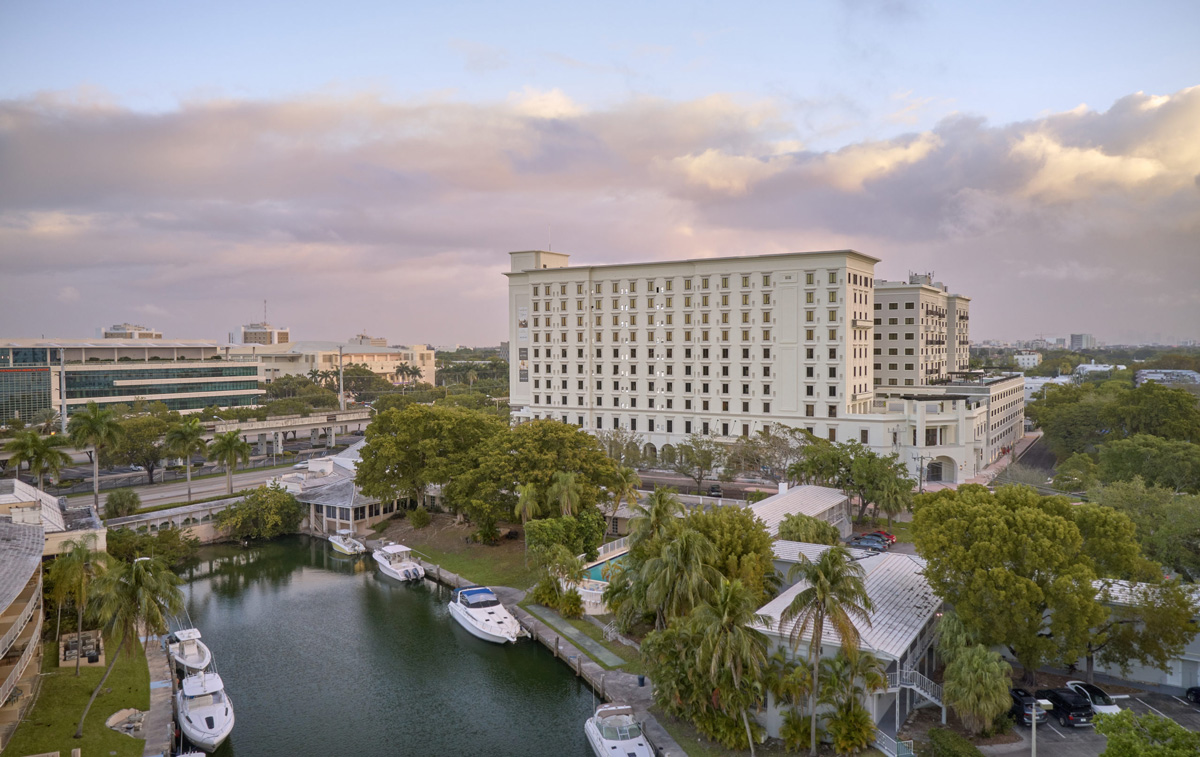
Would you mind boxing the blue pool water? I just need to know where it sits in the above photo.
[584,551,628,581]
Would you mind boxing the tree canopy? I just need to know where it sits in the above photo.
[217,483,305,540]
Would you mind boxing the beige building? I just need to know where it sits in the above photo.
[239,322,290,345]
[102,323,162,340]
[348,333,388,347]
[0,522,43,750]
[506,249,1018,485]
[872,274,970,388]
[227,341,436,385]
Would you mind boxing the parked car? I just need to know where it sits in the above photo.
[1009,688,1048,727]
[708,484,723,497]
[850,534,890,549]
[1065,680,1122,715]
[1187,687,1200,704]
[1035,688,1095,727]
[846,539,885,553]
[871,530,897,543]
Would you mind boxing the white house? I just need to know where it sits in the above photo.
[749,485,852,539]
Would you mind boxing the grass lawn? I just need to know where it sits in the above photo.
[563,616,644,675]
[6,632,149,757]
[383,513,540,589]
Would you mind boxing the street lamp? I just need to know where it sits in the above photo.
[1032,698,1052,757]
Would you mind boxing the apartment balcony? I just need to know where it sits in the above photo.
[852,318,874,329]
[0,608,41,716]
[0,573,40,661]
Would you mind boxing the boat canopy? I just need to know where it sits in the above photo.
[174,628,202,641]
[596,704,636,719]
[458,587,500,607]
[336,529,354,536]
[381,544,412,555]
[181,673,225,697]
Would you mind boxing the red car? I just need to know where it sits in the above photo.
[871,530,897,544]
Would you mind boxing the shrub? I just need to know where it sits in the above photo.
[927,727,984,757]
[473,519,500,544]
[105,488,142,519]
[529,576,559,607]
[410,505,432,529]
[825,700,876,754]
[557,588,584,619]
[780,708,814,752]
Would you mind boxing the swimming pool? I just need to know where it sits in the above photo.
[584,551,628,581]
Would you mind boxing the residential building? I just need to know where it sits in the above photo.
[1014,351,1042,369]
[102,323,162,340]
[238,322,290,345]
[1069,333,1096,351]
[1024,375,1072,404]
[0,479,106,556]
[1074,362,1125,381]
[748,485,852,538]
[226,341,436,385]
[0,339,265,423]
[872,273,970,388]
[755,541,943,748]
[0,522,43,750]
[505,249,1017,484]
[275,440,399,537]
[1134,369,1200,388]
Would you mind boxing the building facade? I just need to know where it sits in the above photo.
[1069,333,1096,351]
[239,322,290,345]
[0,522,43,750]
[872,274,970,388]
[226,341,436,385]
[505,250,1019,484]
[1014,351,1042,369]
[102,323,162,340]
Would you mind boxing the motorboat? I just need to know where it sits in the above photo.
[176,671,234,752]
[329,529,366,556]
[167,628,211,674]
[584,703,653,757]
[447,586,523,644]
[373,543,425,582]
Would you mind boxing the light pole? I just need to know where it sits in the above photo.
[1031,698,1051,757]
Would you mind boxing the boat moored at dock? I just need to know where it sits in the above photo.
[167,628,212,674]
[584,703,652,757]
[329,529,367,556]
[373,543,426,582]
[447,586,523,644]
[176,671,235,752]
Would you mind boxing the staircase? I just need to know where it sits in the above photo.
[873,729,916,757]
[887,667,943,706]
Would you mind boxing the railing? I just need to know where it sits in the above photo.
[603,620,619,642]
[0,610,42,709]
[595,536,629,559]
[873,729,916,757]
[0,575,41,661]
[888,668,943,705]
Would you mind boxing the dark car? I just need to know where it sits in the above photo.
[1187,687,1200,704]
[1009,688,1048,727]
[850,534,890,549]
[708,484,723,497]
[1035,688,1094,727]
[846,539,886,553]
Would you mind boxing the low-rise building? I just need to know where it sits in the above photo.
[226,341,436,386]
[1135,369,1200,388]
[237,322,290,345]
[1023,375,1072,404]
[749,485,852,538]
[0,478,106,556]
[0,522,43,750]
[275,441,399,537]
[102,323,162,340]
[1014,351,1042,369]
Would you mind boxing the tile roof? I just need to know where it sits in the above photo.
[0,522,43,612]
[750,485,848,536]
[756,541,942,661]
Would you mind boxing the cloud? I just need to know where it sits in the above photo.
[449,40,510,73]
[0,85,1197,344]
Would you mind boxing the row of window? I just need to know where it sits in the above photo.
[531,271,856,299]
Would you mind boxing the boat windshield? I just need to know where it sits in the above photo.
[462,593,500,608]
[599,719,642,740]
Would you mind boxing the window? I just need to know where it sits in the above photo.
[806,329,815,340]
[763,347,771,359]
[763,366,770,377]
[763,402,771,413]
[742,401,750,412]
[905,302,915,309]
[828,310,837,321]
[829,386,837,397]
[763,274,771,286]
[828,367,837,378]
[828,272,837,284]
[806,291,814,304]
[889,303,898,310]
[828,348,837,360]
[722,400,729,411]
[828,428,837,442]
[828,405,838,418]
[806,404,815,417]
[806,272,814,285]
[533,285,539,296]
[763,293,771,305]
[721,276,729,288]
[701,277,709,289]
[666,420,673,432]
[806,385,815,396]
[860,429,869,444]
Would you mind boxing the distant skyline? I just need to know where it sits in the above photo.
[2,1,1198,345]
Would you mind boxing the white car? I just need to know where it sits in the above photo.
[1066,680,1122,715]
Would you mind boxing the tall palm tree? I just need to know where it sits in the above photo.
[33,407,61,434]
[75,556,183,739]
[164,417,209,503]
[33,437,73,490]
[513,483,542,526]
[465,369,478,388]
[642,527,718,629]
[609,465,641,519]
[778,545,874,757]
[49,533,108,676]
[6,430,73,490]
[546,471,582,517]
[68,402,126,512]
[306,368,322,385]
[692,578,771,756]
[208,429,251,495]
[628,486,683,559]
[4,430,41,481]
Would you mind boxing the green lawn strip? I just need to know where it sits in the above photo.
[518,601,643,673]
[6,632,149,757]
[650,706,884,757]
[410,543,539,590]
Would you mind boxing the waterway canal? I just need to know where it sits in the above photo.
[179,535,597,756]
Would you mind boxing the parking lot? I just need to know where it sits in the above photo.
[983,689,1200,756]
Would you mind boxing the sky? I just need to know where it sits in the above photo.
[1,0,1198,346]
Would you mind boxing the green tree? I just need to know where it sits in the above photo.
[1095,710,1200,756]
[104,488,141,519]
[643,528,719,629]
[357,404,504,507]
[670,433,726,492]
[33,435,74,490]
[547,471,583,517]
[1054,452,1101,492]
[164,416,209,503]
[778,513,842,545]
[217,483,304,540]
[1081,579,1199,684]
[942,644,1013,736]
[1097,435,1200,493]
[609,465,641,518]
[513,482,541,527]
[67,402,125,513]
[1089,480,1200,577]
[49,533,109,677]
[725,425,812,484]
[787,438,851,489]
[628,487,684,563]
[778,545,873,757]
[208,429,251,495]
[817,649,887,754]
[687,505,778,605]
[108,415,170,484]
[74,555,183,739]
[4,430,72,490]
[106,526,200,569]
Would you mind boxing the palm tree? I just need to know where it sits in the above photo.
[33,437,73,490]
[609,465,641,519]
[465,369,478,388]
[628,486,683,560]
[306,368,322,385]
[546,471,582,517]
[164,417,209,503]
[642,527,718,629]
[68,402,126,513]
[6,430,74,490]
[208,429,251,495]
[75,556,183,739]
[49,533,108,677]
[692,578,771,755]
[778,545,874,757]
[942,644,1013,736]
[818,649,886,754]
[513,483,541,526]
[33,407,61,434]
[4,430,41,481]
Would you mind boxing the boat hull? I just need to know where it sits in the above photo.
[330,537,364,556]
[585,718,653,757]
[372,553,425,582]
[447,602,516,644]
[176,694,234,752]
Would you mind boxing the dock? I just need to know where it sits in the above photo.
[140,632,174,757]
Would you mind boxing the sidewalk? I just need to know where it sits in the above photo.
[140,633,173,757]
[525,604,626,667]
[923,431,1043,492]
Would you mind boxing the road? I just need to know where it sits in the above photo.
[92,464,297,509]
[635,471,776,500]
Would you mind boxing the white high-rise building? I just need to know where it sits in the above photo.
[505,249,1021,484]
[872,274,970,388]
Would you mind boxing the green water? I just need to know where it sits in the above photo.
[583,552,628,581]
[178,535,598,756]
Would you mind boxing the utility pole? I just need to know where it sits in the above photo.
[338,346,346,412]
[911,452,931,493]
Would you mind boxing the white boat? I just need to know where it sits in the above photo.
[176,671,234,752]
[447,586,523,644]
[167,628,211,674]
[373,543,426,582]
[585,703,653,757]
[329,529,366,556]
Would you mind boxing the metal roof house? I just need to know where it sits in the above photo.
[753,541,945,753]
[749,485,852,539]
[274,440,399,541]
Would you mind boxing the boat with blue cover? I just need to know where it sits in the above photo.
[447,586,523,644]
